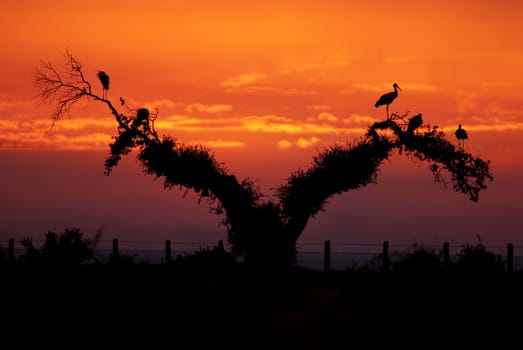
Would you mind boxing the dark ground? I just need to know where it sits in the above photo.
[2,262,522,348]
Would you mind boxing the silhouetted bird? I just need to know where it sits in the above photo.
[375,83,402,119]
[407,113,423,133]
[455,123,468,149]
[133,108,150,129]
[119,97,125,106]
[97,71,110,99]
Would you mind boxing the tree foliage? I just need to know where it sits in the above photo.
[34,52,494,267]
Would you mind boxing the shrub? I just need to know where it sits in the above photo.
[19,227,94,266]
[454,242,503,273]
[392,245,442,274]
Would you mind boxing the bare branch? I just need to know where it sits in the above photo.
[64,49,92,94]
[33,52,94,126]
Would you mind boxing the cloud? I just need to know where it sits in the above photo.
[484,104,523,117]
[138,100,234,114]
[142,99,183,110]
[402,83,439,92]
[277,137,320,149]
[0,130,112,151]
[47,113,523,151]
[297,136,320,148]
[242,114,346,134]
[0,120,20,129]
[190,140,245,148]
[156,113,368,135]
[155,115,239,131]
[220,73,266,87]
[220,72,317,96]
[225,85,316,96]
[243,115,304,133]
[238,114,380,136]
[351,83,392,93]
[44,133,114,150]
[351,82,438,93]
[306,105,330,111]
[454,92,477,114]
[0,110,374,150]
[49,118,115,131]
[277,140,293,149]
[443,116,523,132]
[0,97,37,112]
[468,124,523,132]
[0,101,20,110]
[0,114,120,150]
[317,112,338,122]
[185,103,233,114]
[342,113,376,125]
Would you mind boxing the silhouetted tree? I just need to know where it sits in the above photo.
[34,52,494,267]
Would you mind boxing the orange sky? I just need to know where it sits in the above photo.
[1,1,522,252]
[1,0,522,156]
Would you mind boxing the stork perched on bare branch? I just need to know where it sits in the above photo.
[97,71,110,99]
[455,124,468,149]
[375,83,402,119]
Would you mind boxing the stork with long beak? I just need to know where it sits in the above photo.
[375,83,402,119]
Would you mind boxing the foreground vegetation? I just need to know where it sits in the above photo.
[1,228,521,347]
[0,227,511,273]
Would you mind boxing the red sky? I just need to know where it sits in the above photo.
[1,1,522,255]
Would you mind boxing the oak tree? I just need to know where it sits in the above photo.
[34,52,493,267]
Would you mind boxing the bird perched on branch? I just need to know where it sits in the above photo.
[375,83,402,119]
[455,124,468,149]
[97,71,110,99]
[133,108,150,129]
[407,113,423,133]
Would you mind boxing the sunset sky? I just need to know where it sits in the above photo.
[1,1,522,256]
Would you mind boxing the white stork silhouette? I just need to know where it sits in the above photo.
[375,83,402,119]
[97,71,110,99]
[455,124,468,149]
[407,113,423,133]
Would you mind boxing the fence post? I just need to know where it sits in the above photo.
[324,240,331,272]
[443,242,450,269]
[112,238,119,261]
[382,241,389,272]
[8,238,14,262]
[507,243,514,273]
[165,239,172,263]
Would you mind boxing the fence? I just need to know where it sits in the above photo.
[299,240,520,272]
[4,238,521,272]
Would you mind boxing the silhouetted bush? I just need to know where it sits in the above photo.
[109,251,138,265]
[454,242,503,273]
[175,244,237,269]
[18,227,94,266]
[392,245,442,274]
